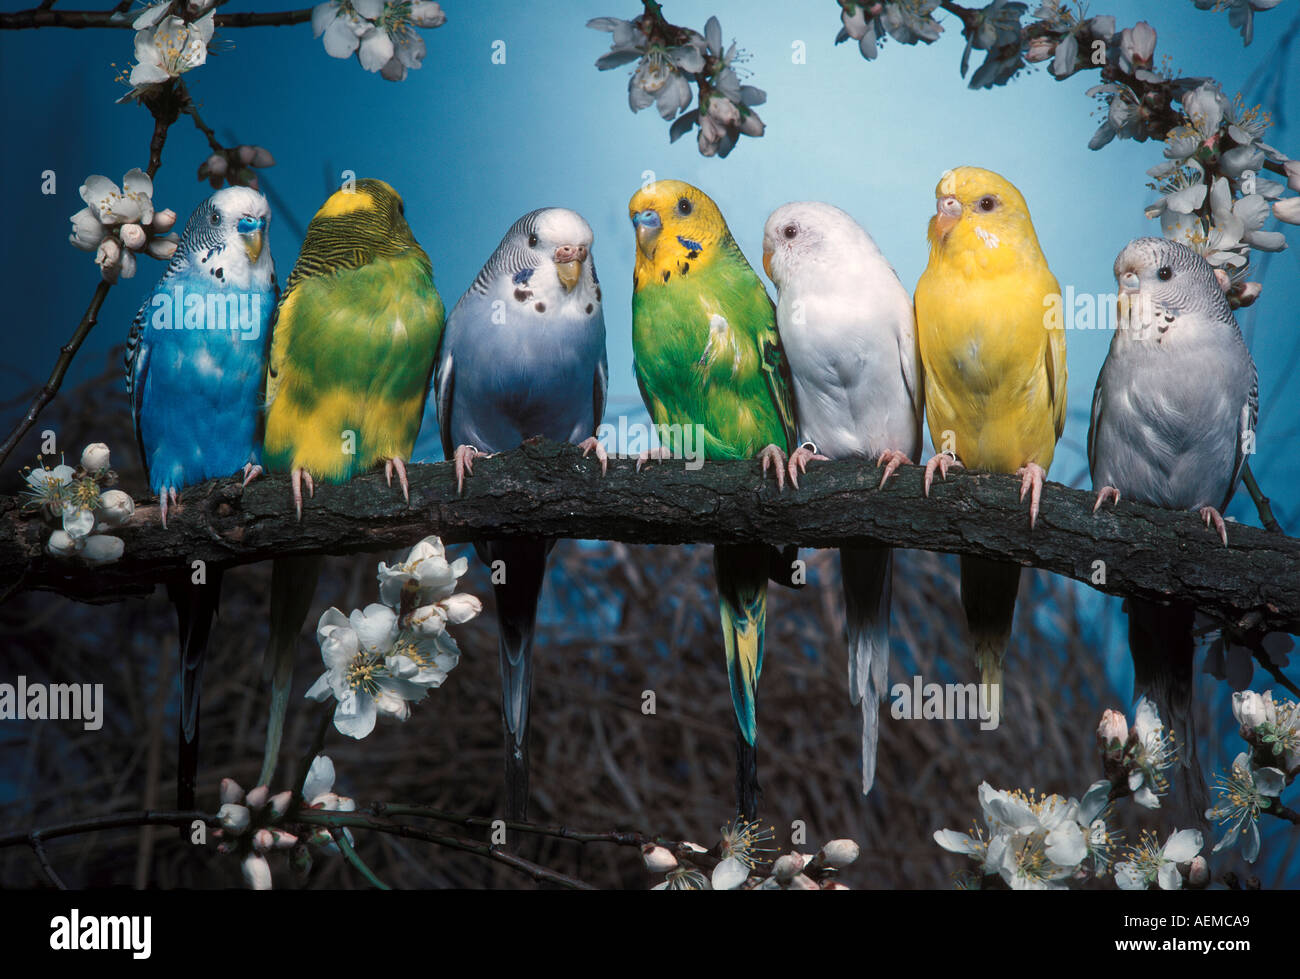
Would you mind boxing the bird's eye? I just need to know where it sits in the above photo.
[677,198,692,216]
[528,233,538,248]
[210,212,220,226]
[978,196,996,212]
[783,225,797,240]
[1157,266,1173,281]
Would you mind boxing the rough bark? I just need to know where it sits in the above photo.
[1,439,1296,635]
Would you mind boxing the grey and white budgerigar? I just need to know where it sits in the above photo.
[762,200,923,796]
[430,207,607,818]
[1089,236,1259,811]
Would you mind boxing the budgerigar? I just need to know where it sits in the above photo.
[1089,237,1258,811]
[260,178,444,783]
[762,201,922,796]
[629,178,798,819]
[433,207,606,819]
[125,186,276,808]
[913,166,1067,727]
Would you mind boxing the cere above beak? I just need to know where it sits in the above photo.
[553,243,588,292]
[238,215,266,263]
[934,195,962,237]
[1118,270,1140,295]
[632,208,662,258]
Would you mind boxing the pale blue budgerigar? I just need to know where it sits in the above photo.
[762,201,923,796]
[1089,236,1259,812]
[431,207,607,818]
[125,185,277,809]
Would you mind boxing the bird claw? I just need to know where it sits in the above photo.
[922,452,962,497]
[1015,462,1047,531]
[453,444,488,495]
[241,463,263,488]
[578,436,608,476]
[786,442,830,490]
[385,457,410,504]
[758,443,788,491]
[875,449,912,489]
[1093,485,1121,514]
[635,446,672,473]
[1200,505,1229,547]
[291,467,315,521]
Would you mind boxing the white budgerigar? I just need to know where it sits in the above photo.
[762,201,923,795]
[1090,236,1259,811]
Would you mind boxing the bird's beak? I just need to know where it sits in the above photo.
[239,215,266,264]
[1118,270,1140,295]
[762,244,774,282]
[934,196,962,237]
[632,209,662,259]
[553,243,588,292]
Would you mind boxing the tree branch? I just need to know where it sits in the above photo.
[1,439,1296,635]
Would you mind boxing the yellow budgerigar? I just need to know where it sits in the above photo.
[913,166,1067,724]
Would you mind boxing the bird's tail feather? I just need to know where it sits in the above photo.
[715,543,769,819]
[167,570,223,813]
[485,538,550,821]
[260,555,323,787]
[841,546,892,796]
[960,555,1020,730]
[1128,597,1209,822]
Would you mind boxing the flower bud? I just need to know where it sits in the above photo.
[819,839,860,867]
[205,153,228,177]
[81,534,125,566]
[1285,159,1300,193]
[95,238,122,281]
[1274,197,1300,226]
[238,144,257,166]
[241,852,272,890]
[46,530,80,558]
[409,1,446,28]
[218,803,251,834]
[1025,36,1056,62]
[250,146,276,168]
[707,95,739,126]
[152,208,177,233]
[269,790,294,819]
[97,489,134,528]
[788,873,819,890]
[245,784,270,809]
[220,777,245,805]
[823,881,850,890]
[771,852,806,883]
[1188,855,1209,887]
[252,828,275,852]
[148,234,179,261]
[81,442,111,473]
[1232,690,1273,733]
[1098,708,1128,757]
[120,223,147,251]
[271,829,298,849]
[441,593,482,625]
[118,247,137,280]
[642,844,678,873]
[739,109,765,138]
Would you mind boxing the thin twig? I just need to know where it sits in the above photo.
[1242,463,1284,534]
[0,280,111,468]
[29,837,68,889]
[0,8,312,29]
[334,830,391,890]
[0,810,216,849]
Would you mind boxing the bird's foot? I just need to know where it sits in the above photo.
[453,444,489,495]
[291,467,315,521]
[1200,505,1229,547]
[635,445,673,472]
[1015,462,1047,531]
[577,436,608,476]
[384,456,410,504]
[1093,485,1121,514]
[241,463,263,488]
[786,441,829,490]
[876,448,913,489]
[159,486,180,529]
[758,443,789,491]
[922,451,962,497]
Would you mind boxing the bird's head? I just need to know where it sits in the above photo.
[182,185,273,282]
[308,178,418,259]
[628,179,728,288]
[761,200,864,288]
[1113,236,1232,332]
[927,166,1040,267]
[497,207,597,302]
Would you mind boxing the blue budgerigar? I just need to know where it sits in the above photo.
[432,207,607,818]
[125,185,277,809]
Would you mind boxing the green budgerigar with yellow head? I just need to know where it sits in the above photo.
[629,178,797,820]
[258,178,445,783]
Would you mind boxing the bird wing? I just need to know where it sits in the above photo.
[758,294,798,452]
[593,355,608,435]
[1226,353,1259,510]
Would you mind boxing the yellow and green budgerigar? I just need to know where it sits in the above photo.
[629,178,797,819]
[913,165,1067,726]
[258,178,445,782]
